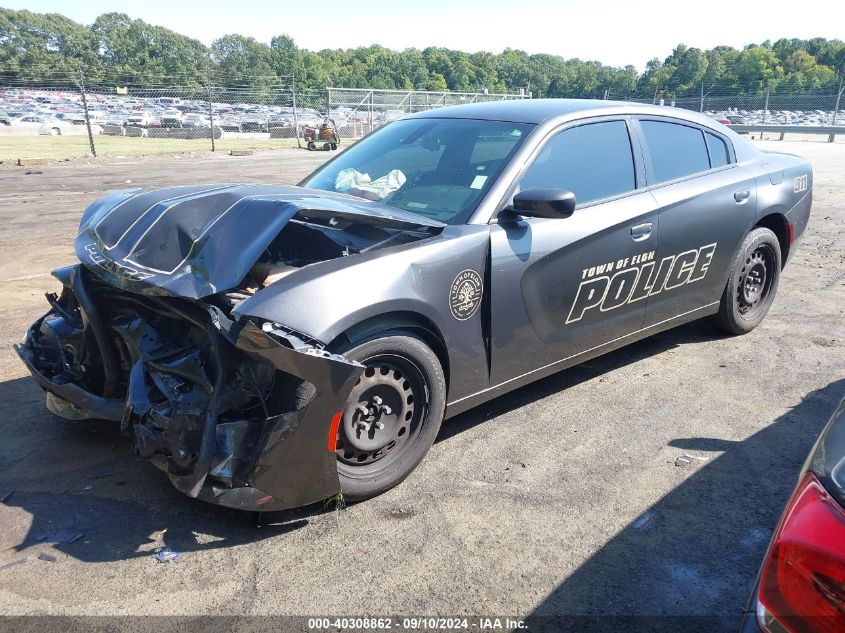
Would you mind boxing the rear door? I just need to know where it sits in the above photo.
[488,117,659,385]
[633,118,758,327]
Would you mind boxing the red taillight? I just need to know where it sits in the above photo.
[789,223,795,245]
[758,472,845,632]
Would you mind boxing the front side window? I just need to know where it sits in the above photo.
[640,120,711,184]
[302,118,533,224]
[516,120,636,208]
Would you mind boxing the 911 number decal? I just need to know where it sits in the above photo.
[566,243,717,324]
[794,174,808,193]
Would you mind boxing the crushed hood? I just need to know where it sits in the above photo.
[75,183,443,299]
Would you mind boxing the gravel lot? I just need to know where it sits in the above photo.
[0,141,843,631]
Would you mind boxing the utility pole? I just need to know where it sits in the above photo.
[76,71,97,157]
[830,75,843,143]
[291,75,300,149]
[699,81,704,113]
[368,91,373,133]
[763,81,770,124]
[206,75,215,152]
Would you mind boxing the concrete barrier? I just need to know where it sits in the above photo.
[146,126,222,140]
[730,124,841,142]
[269,127,297,139]
[101,125,125,136]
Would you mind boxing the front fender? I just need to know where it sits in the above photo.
[235,225,492,403]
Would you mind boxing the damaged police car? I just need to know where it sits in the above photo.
[16,100,812,511]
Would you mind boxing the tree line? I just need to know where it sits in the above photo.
[1,8,843,98]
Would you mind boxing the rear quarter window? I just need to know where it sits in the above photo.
[705,132,730,168]
[640,120,711,184]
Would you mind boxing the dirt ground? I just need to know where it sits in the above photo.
[0,141,843,631]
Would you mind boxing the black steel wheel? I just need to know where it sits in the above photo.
[736,243,776,320]
[710,227,782,335]
[333,330,446,501]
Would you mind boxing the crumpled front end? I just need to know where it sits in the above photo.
[15,264,363,511]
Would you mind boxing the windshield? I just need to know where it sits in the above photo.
[302,118,533,224]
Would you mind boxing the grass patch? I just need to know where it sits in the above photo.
[0,134,305,162]
[324,491,347,519]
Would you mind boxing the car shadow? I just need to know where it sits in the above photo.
[0,375,331,563]
[440,318,720,441]
[1,319,818,573]
[0,319,723,564]
[520,378,845,633]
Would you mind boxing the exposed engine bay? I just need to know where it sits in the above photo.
[243,217,432,292]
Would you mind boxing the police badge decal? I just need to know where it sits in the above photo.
[449,269,483,320]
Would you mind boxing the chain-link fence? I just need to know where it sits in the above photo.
[621,80,845,127]
[0,72,528,162]
[2,72,843,163]
[325,87,528,138]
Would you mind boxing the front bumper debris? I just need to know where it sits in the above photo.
[15,264,363,511]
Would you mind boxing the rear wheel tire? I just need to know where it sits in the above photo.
[332,331,446,502]
[709,227,781,335]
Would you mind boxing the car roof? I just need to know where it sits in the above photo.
[405,98,721,127]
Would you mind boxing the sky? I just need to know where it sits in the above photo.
[5,0,845,70]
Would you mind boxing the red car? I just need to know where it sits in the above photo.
[741,395,845,632]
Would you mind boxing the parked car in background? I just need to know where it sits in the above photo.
[217,116,242,132]
[126,112,155,127]
[37,121,68,135]
[63,112,88,126]
[159,110,183,128]
[741,394,845,632]
[268,114,293,129]
[182,113,211,128]
[241,113,268,132]
[12,115,51,128]
[103,113,128,127]
[10,115,69,135]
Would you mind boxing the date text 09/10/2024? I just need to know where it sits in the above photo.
[306,617,527,630]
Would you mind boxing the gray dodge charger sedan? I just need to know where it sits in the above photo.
[15,100,813,511]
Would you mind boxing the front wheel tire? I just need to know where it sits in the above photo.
[333,331,446,502]
[710,227,781,335]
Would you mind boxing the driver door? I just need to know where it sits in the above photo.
[489,118,659,385]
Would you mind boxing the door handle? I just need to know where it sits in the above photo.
[734,189,751,203]
[631,223,653,241]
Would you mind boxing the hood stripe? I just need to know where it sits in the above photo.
[95,185,236,250]
[122,187,256,275]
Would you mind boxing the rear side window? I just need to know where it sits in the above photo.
[705,132,730,168]
[640,120,710,184]
[518,120,636,207]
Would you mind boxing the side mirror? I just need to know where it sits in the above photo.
[505,188,576,220]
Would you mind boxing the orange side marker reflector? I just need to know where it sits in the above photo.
[328,410,343,452]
